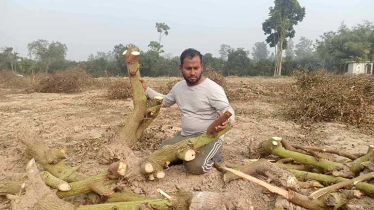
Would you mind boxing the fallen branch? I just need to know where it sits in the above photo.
[262,137,349,173]
[21,137,66,165]
[19,136,87,182]
[7,159,76,210]
[349,145,374,174]
[76,199,172,210]
[106,191,154,203]
[309,171,374,199]
[298,181,324,189]
[293,145,359,160]
[290,169,374,197]
[220,159,299,191]
[0,172,26,195]
[222,167,328,210]
[40,171,71,191]
[325,190,362,209]
[56,161,126,198]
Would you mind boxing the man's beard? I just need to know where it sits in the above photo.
[183,73,202,85]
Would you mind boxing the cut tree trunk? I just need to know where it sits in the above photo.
[56,161,126,198]
[220,159,299,191]
[100,46,163,179]
[40,171,71,191]
[7,159,76,210]
[6,159,175,210]
[117,46,162,148]
[140,111,232,179]
[349,145,374,174]
[0,172,26,195]
[19,137,87,183]
[262,138,353,174]
[141,126,231,179]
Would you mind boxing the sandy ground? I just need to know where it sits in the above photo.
[1,76,373,209]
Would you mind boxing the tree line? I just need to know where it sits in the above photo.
[1,21,373,77]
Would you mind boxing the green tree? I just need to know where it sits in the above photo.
[148,41,164,53]
[113,44,137,76]
[224,48,252,76]
[315,21,374,72]
[252,58,275,76]
[0,47,19,71]
[203,53,225,70]
[252,42,269,61]
[139,51,160,76]
[295,36,314,59]
[294,36,319,70]
[18,57,35,75]
[262,0,305,76]
[27,39,68,73]
[285,39,295,60]
[84,51,117,77]
[155,22,170,45]
[218,44,232,61]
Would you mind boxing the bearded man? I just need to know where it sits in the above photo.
[140,48,235,174]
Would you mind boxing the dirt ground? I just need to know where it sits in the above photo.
[1,76,373,209]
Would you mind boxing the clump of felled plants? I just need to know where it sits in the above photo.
[32,67,92,93]
[0,70,31,89]
[204,66,228,90]
[106,78,133,100]
[287,69,374,126]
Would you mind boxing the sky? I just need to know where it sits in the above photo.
[1,0,373,61]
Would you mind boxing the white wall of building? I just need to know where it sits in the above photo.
[347,63,373,74]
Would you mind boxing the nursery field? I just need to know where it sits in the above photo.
[1,75,374,210]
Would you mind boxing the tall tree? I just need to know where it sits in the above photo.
[285,39,295,60]
[224,48,251,76]
[1,47,19,71]
[252,42,270,61]
[85,51,116,77]
[27,39,68,73]
[262,0,305,76]
[203,53,225,70]
[155,22,170,45]
[148,41,164,53]
[218,44,232,61]
[295,36,314,59]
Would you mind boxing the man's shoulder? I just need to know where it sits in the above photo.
[205,78,224,91]
[171,80,186,91]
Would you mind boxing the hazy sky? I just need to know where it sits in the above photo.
[1,0,373,61]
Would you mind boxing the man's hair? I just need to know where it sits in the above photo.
[180,48,203,65]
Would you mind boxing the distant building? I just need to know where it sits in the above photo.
[347,61,373,74]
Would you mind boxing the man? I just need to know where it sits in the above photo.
[140,48,235,174]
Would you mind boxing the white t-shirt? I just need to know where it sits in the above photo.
[145,78,235,136]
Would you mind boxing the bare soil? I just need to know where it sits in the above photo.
[1,76,373,209]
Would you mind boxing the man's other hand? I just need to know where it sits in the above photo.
[214,111,228,132]
[139,78,148,91]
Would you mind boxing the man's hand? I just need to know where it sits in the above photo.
[214,111,228,132]
[139,78,148,91]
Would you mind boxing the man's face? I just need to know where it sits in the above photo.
[179,55,203,85]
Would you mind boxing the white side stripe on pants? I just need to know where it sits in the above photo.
[202,137,223,172]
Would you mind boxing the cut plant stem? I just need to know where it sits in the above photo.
[309,171,374,199]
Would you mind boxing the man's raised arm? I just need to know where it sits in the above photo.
[140,78,176,107]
